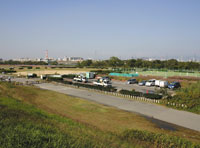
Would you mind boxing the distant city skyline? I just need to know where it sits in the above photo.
[0,0,200,60]
[3,53,200,62]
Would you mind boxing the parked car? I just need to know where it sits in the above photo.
[127,79,138,84]
[138,80,146,86]
[168,82,181,89]
[145,79,156,87]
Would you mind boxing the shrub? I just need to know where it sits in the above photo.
[143,93,162,99]
[119,89,142,97]
[27,66,32,69]
[73,83,117,92]
[119,89,162,99]
[47,77,63,81]
[62,74,76,79]
[90,70,112,75]
[120,129,199,148]
[0,69,16,74]
[167,81,200,114]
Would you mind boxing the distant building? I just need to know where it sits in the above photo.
[0,58,3,62]
[63,56,84,62]
[13,58,32,62]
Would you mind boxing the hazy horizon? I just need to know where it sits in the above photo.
[0,0,200,60]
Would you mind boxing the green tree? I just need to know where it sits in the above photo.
[108,57,124,67]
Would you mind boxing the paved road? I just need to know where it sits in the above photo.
[34,82,200,132]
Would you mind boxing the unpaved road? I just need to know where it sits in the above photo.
[34,83,200,132]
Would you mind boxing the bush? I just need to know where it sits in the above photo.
[35,67,40,69]
[167,81,200,114]
[119,89,142,97]
[47,77,63,81]
[119,89,163,99]
[27,66,32,69]
[90,70,112,75]
[62,74,76,79]
[0,69,16,74]
[120,129,199,148]
[73,83,117,92]
[62,80,73,85]
[143,93,162,99]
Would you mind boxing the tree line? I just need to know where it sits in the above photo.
[0,60,48,65]
[77,57,200,70]
[1,58,199,70]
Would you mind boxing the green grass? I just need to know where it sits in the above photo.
[136,69,200,78]
[0,95,134,148]
[164,81,200,114]
[1,82,200,148]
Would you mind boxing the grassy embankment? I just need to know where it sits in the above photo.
[1,82,200,147]
[165,81,200,114]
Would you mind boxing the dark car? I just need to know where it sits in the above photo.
[168,82,181,89]
[127,79,137,84]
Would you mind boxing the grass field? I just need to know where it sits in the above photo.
[115,68,200,77]
[138,70,200,77]
[1,64,200,78]
[0,65,95,76]
[0,82,200,147]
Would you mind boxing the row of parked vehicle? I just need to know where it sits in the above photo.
[93,76,112,87]
[127,78,181,89]
[73,75,112,87]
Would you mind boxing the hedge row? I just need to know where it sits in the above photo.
[90,70,113,75]
[47,77,63,81]
[48,78,117,92]
[143,93,162,99]
[73,83,117,92]
[62,74,76,79]
[119,89,162,100]
[0,69,16,74]
[119,89,142,97]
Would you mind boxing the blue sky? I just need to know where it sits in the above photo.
[0,0,200,60]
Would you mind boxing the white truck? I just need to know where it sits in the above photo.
[155,80,168,88]
[159,81,168,88]
[155,80,161,87]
